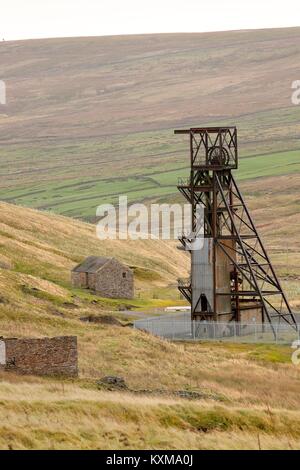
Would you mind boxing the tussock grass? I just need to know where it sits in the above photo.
[0,380,300,450]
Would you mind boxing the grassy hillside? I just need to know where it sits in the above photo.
[0,29,300,219]
[0,201,300,449]
[0,201,189,312]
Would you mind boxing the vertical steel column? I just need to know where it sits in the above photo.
[212,171,217,321]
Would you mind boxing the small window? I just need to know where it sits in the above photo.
[122,272,127,279]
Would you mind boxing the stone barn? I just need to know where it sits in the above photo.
[71,256,134,299]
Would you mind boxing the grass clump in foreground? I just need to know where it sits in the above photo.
[1,380,300,450]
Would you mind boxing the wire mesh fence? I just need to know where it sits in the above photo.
[134,312,300,344]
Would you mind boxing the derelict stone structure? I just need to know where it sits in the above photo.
[175,126,297,331]
[71,256,134,299]
[0,335,78,377]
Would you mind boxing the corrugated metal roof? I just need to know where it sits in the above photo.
[72,256,112,273]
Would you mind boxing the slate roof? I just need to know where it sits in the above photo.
[72,256,112,273]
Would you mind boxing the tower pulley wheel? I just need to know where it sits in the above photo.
[207,146,230,165]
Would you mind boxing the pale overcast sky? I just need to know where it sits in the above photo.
[1,0,300,41]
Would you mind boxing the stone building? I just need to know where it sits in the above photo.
[71,256,134,299]
[0,336,78,377]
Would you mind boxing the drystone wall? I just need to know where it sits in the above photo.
[0,335,78,377]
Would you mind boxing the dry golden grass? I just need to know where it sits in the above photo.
[0,201,188,287]
[1,308,300,450]
[1,376,300,450]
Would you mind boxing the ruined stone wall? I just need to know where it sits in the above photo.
[94,259,134,299]
[0,336,78,377]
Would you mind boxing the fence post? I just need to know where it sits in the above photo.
[193,321,195,340]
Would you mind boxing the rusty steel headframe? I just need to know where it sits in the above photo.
[175,126,297,332]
